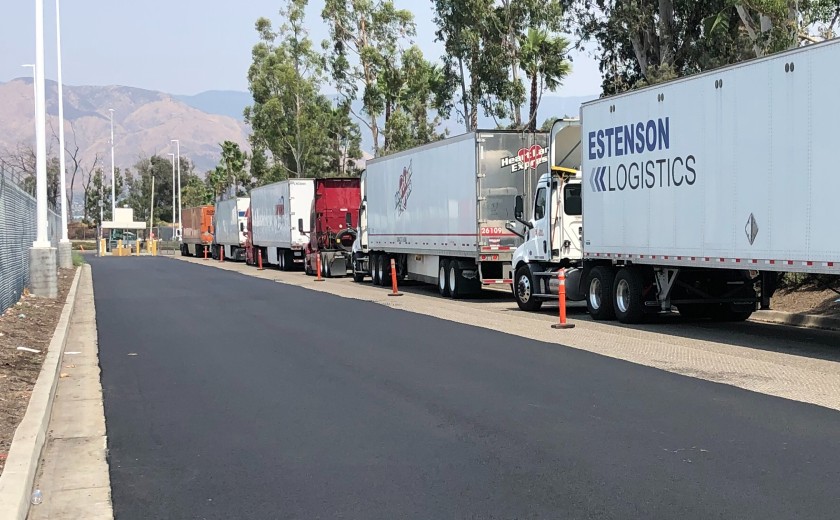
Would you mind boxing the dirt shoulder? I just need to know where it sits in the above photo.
[0,269,75,475]
[771,288,840,317]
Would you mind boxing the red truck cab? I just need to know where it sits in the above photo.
[300,178,361,278]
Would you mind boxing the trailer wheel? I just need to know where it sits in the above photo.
[677,304,713,320]
[449,264,463,299]
[352,259,365,283]
[613,267,646,324]
[514,266,542,311]
[438,260,450,297]
[379,255,389,286]
[586,266,616,321]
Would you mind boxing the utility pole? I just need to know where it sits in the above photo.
[29,0,57,297]
[109,108,115,218]
[149,175,155,245]
[171,139,181,238]
[56,0,72,268]
[168,153,176,242]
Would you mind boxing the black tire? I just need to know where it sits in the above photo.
[449,263,463,299]
[180,244,187,256]
[586,266,616,321]
[377,255,390,286]
[514,265,542,311]
[438,260,450,297]
[712,305,754,322]
[613,267,647,324]
[677,304,713,320]
[352,258,365,283]
[321,254,330,278]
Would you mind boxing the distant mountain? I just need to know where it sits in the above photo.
[0,79,250,174]
[174,90,253,121]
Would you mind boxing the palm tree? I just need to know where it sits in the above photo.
[520,28,572,131]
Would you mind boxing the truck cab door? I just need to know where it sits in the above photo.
[531,185,550,261]
[358,198,368,251]
[550,180,583,261]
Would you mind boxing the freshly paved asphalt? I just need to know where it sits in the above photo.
[90,257,840,520]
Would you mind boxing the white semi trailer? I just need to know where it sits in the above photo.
[247,179,314,270]
[353,130,549,298]
[512,38,840,323]
[212,197,250,262]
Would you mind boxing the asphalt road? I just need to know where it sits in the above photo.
[91,257,840,520]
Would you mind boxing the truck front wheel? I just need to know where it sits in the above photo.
[514,266,543,312]
[613,267,646,324]
[586,267,616,321]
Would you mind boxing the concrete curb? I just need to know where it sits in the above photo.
[0,266,83,520]
[751,309,840,332]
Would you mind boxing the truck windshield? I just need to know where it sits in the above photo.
[564,184,582,216]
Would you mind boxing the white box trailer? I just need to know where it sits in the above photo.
[353,130,549,298]
[248,179,314,270]
[511,38,840,323]
[213,197,250,261]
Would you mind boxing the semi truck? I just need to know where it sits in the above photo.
[180,205,215,257]
[352,131,549,298]
[245,179,314,270]
[511,38,840,323]
[212,197,250,262]
[299,178,360,278]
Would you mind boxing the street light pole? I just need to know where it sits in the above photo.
[171,139,181,237]
[168,153,176,243]
[109,108,115,218]
[55,0,72,268]
[30,0,57,297]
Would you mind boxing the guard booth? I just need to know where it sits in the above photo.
[100,208,151,256]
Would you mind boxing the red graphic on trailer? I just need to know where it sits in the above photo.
[500,144,547,172]
[275,196,285,218]
[394,161,413,215]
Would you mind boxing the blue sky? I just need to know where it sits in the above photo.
[1,0,601,96]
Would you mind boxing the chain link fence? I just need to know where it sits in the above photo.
[0,166,61,314]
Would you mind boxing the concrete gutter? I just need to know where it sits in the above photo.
[0,266,82,520]
[751,309,840,332]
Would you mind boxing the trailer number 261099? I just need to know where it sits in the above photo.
[480,227,506,236]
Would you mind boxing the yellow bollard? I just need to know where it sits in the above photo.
[135,241,140,256]
[99,238,106,256]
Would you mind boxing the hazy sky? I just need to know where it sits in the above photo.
[1,0,601,96]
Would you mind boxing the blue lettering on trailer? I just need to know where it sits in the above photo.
[588,116,697,193]
[588,118,670,160]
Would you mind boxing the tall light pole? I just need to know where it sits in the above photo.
[55,0,72,268]
[109,108,115,218]
[168,153,176,241]
[30,0,57,297]
[171,139,181,237]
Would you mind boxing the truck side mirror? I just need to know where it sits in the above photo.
[298,218,306,234]
[345,212,352,228]
[239,222,245,232]
[514,195,533,229]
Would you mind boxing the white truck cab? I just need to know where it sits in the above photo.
[510,119,586,310]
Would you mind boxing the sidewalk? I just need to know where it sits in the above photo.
[28,266,112,519]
